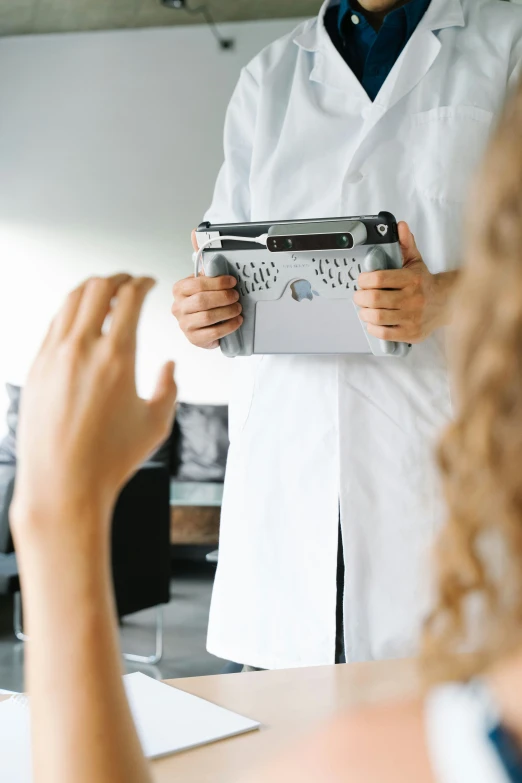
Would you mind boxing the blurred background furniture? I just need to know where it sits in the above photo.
[0,555,19,632]
[0,386,228,655]
[0,385,172,662]
[0,385,21,633]
[169,403,227,562]
[112,461,171,664]
[0,385,17,557]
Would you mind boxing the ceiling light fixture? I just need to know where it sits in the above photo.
[161,0,235,50]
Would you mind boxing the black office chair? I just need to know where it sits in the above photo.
[111,462,171,664]
[1,464,172,662]
[0,553,20,633]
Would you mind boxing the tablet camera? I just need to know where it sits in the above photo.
[337,234,351,249]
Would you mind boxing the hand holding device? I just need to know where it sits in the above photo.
[172,270,243,350]
[170,230,243,349]
[355,222,456,345]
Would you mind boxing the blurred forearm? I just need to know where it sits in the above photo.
[14,505,151,783]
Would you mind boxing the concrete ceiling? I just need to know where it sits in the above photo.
[0,0,322,37]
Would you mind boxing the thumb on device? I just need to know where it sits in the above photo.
[398,221,422,268]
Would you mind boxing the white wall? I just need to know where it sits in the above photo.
[0,18,303,433]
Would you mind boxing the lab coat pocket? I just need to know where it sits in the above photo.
[410,106,494,203]
[227,355,263,441]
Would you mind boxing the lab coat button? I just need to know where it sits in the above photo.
[345,172,364,185]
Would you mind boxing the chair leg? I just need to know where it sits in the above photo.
[13,592,29,642]
[122,605,164,665]
[14,592,165,664]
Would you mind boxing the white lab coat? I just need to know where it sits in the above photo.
[205,0,522,669]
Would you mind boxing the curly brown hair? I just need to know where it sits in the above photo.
[422,79,522,684]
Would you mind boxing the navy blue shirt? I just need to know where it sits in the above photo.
[324,0,432,101]
[489,724,522,783]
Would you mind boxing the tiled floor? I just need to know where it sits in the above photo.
[0,562,227,692]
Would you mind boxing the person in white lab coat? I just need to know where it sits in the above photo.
[172,0,522,670]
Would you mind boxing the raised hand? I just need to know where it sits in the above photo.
[11,274,177,538]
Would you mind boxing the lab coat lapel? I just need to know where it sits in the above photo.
[370,0,465,123]
[293,1,370,106]
[367,28,442,124]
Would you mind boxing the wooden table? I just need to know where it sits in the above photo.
[0,659,418,781]
[170,479,223,546]
[151,658,419,782]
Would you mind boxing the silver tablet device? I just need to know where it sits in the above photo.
[195,212,411,359]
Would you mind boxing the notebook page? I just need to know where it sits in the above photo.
[0,672,260,779]
[124,672,260,759]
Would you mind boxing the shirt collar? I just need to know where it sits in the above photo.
[338,0,432,38]
[292,0,464,54]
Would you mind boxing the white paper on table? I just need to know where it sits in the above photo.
[124,672,260,759]
[0,672,259,781]
[0,695,31,783]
